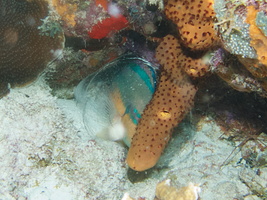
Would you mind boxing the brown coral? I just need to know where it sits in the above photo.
[164,0,219,51]
[0,0,64,98]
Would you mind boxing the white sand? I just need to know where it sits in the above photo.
[0,78,264,199]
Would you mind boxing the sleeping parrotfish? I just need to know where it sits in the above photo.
[74,55,158,146]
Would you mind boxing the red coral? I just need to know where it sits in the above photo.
[88,14,128,39]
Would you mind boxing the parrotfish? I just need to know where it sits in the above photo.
[74,55,158,146]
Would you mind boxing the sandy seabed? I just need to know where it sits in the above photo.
[0,78,266,200]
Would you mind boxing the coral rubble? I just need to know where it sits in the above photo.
[156,180,201,200]
[122,179,201,200]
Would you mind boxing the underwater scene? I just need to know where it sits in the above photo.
[0,0,267,199]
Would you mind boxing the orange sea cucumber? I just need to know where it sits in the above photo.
[165,0,219,51]
[126,35,197,171]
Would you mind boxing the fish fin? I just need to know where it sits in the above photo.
[82,85,118,138]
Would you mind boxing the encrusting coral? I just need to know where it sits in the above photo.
[48,0,77,27]
[246,6,267,65]
[242,5,267,78]
[212,0,267,95]
[47,0,130,39]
